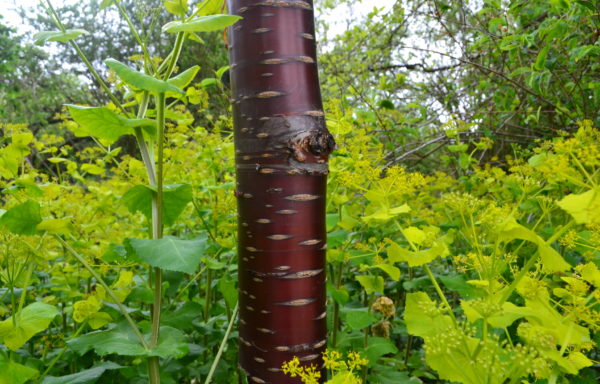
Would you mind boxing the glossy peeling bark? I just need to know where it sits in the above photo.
[227,1,334,383]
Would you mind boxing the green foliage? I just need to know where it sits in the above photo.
[125,235,208,273]
[162,14,242,33]
[0,357,39,384]
[0,200,42,235]
[68,322,188,358]
[2,1,599,383]
[40,362,122,384]
[33,29,89,45]
[323,106,599,382]
[121,183,193,226]
[0,302,58,351]
[105,58,183,94]
[67,105,156,143]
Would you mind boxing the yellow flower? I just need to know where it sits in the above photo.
[323,350,345,371]
[282,357,301,377]
[347,351,369,370]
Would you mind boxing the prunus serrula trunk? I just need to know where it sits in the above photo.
[227,1,334,382]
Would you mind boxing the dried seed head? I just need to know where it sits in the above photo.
[372,296,396,318]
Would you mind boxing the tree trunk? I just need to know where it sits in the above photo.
[227,1,334,382]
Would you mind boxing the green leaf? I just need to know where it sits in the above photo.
[364,337,398,366]
[362,204,410,223]
[345,310,377,330]
[101,244,135,264]
[164,0,188,15]
[402,226,427,245]
[0,302,58,351]
[163,15,242,34]
[218,275,238,308]
[36,218,73,235]
[151,326,190,358]
[572,45,600,62]
[68,322,188,358]
[167,66,200,89]
[99,0,114,10]
[534,45,550,71]
[371,370,421,384]
[404,292,453,338]
[81,163,105,175]
[68,325,145,357]
[373,264,401,281]
[0,359,38,384]
[328,372,357,384]
[327,282,349,305]
[33,29,88,45]
[196,0,224,16]
[161,302,203,330]
[355,275,384,295]
[497,218,571,272]
[125,235,208,273]
[40,362,122,384]
[387,240,448,267]
[557,188,600,224]
[326,213,339,231]
[0,200,42,235]
[121,183,193,226]
[487,302,531,328]
[458,152,472,169]
[66,105,155,143]
[200,78,217,89]
[439,274,483,299]
[105,59,183,94]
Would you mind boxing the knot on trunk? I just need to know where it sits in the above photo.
[290,130,335,163]
[309,130,336,156]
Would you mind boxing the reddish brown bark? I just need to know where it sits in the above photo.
[227,1,334,383]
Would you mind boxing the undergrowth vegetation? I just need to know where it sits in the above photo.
[1,107,598,383]
[0,0,598,383]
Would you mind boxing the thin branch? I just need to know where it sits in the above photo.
[368,62,464,73]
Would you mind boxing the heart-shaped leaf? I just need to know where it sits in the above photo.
[121,184,193,226]
[0,200,42,235]
[66,105,156,143]
[125,235,208,273]
[0,302,58,351]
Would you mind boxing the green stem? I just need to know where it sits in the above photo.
[147,92,166,384]
[331,262,344,348]
[44,1,128,115]
[161,32,185,80]
[135,91,157,185]
[423,264,458,325]
[148,358,161,384]
[170,266,207,308]
[57,236,149,349]
[111,0,157,73]
[204,269,213,321]
[204,304,239,384]
[17,262,34,314]
[499,220,575,303]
